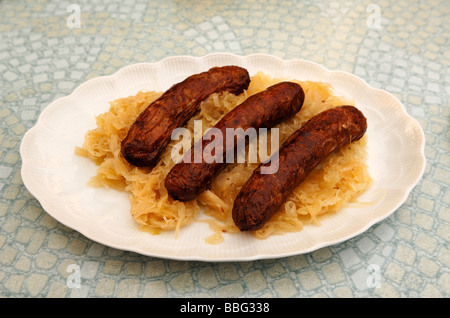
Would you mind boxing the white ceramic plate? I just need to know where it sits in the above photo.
[20,53,426,261]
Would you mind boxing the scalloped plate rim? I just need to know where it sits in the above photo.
[20,53,426,261]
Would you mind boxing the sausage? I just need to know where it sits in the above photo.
[232,105,368,231]
[165,81,305,201]
[121,66,250,168]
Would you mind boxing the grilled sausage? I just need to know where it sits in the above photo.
[165,81,305,201]
[121,66,250,168]
[232,105,368,231]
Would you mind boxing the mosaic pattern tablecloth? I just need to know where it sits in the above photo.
[1,0,449,298]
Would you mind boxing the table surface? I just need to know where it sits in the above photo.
[1,0,449,298]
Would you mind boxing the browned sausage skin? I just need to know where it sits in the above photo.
[121,66,250,168]
[165,82,305,202]
[232,105,368,231]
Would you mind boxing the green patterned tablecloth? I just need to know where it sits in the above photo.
[1,0,449,298]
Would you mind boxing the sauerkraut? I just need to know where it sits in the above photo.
[75,72,372,242]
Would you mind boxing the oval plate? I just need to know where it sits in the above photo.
[20,53,426,261]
